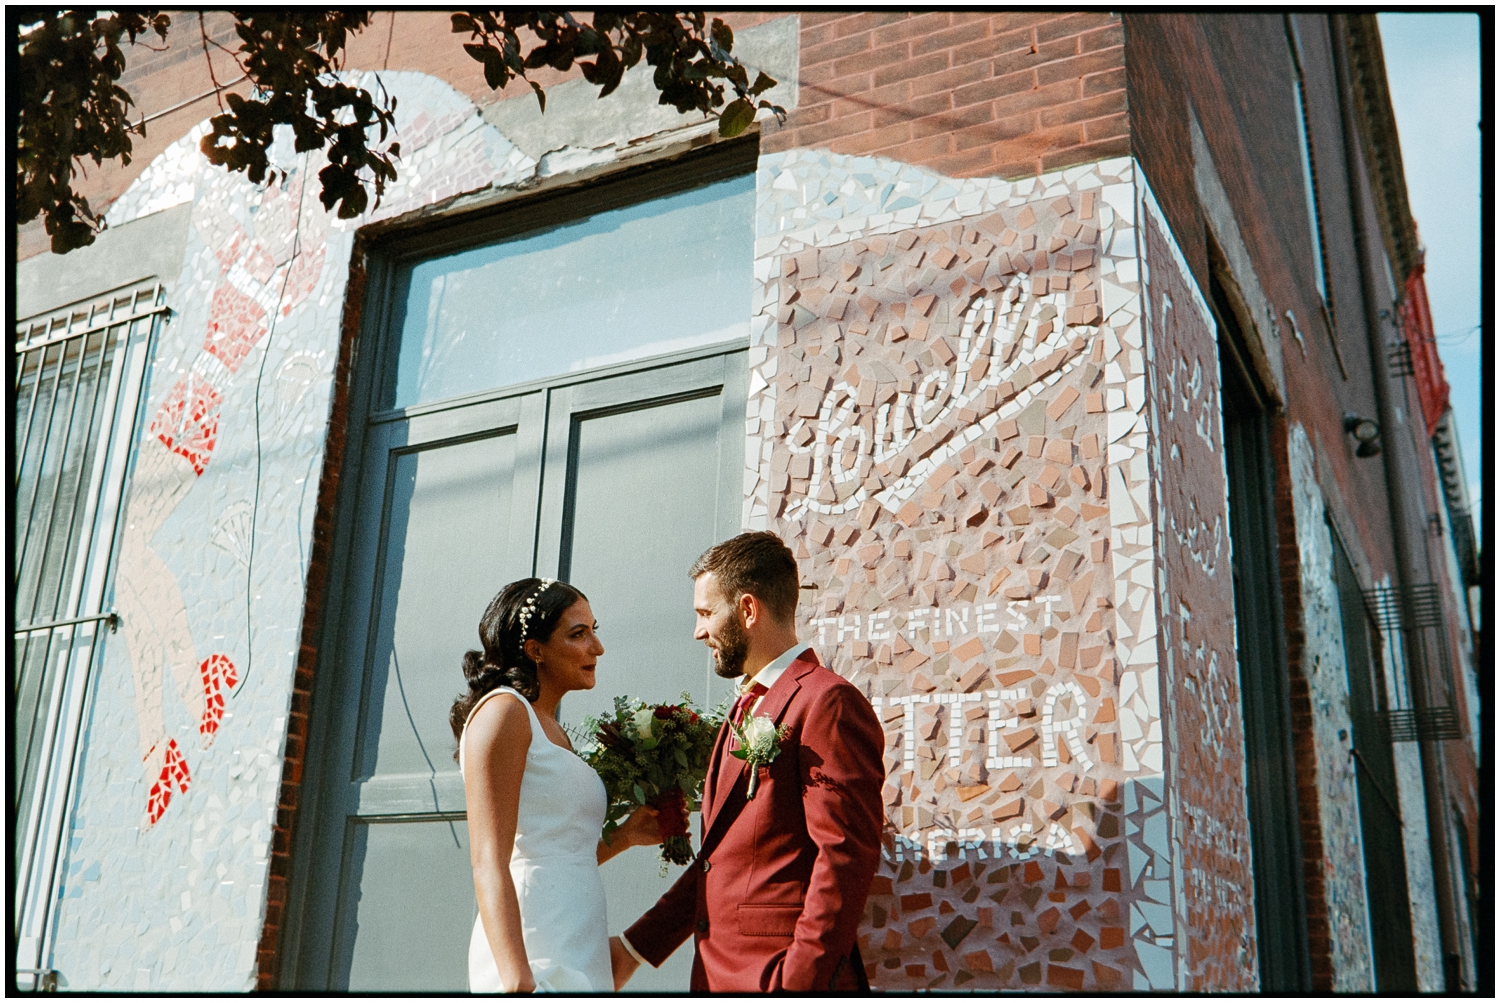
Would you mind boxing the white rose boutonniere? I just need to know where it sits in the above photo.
[730,715,791,799]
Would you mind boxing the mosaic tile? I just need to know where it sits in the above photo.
[746,150,1183,991]
[54,71,538,992]
[1285,426,1377,991]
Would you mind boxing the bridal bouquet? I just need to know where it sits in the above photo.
[581,694,722,867]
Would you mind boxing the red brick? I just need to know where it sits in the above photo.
[876,92,952,130]
[833,11,912,38]
[867,79,917,109]
[798,11,856,29]
[832,41,913,79]
[1039,91,1128,129]
[925,147,998,177]
[882,133,958,163]
[802,31,873,68]
[977,12,1051,36]
[1039,136,1130,173]
[951,69,1037,110]
[873,51,952,89]
[952,25,1037,69]
[996,77,1084,116]
[1036,49,1126,88]
[787,101,832,129]
[838,121,915,156]
[791,112,876,147]
[812,69,872,95]
[872,12,952,48]
[953,113,1042,152]
[1083,66,1127,96]
[797,20,840,51]
[910,101,993,140]
[989,36,1078,80]
[1079,23,1125,53]
[1033,12,1118,44]
[910,20,993,58]
[909,59,994,99]
[833,95,882,120]
[990,121,1085,156]
[1083,111,1130,141]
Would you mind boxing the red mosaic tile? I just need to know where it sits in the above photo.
[197,654,239,744]
[145,738,191,826]
[203,283,268,373]
[150,372,222,476]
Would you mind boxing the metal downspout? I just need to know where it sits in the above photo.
[1330,15,1462,987]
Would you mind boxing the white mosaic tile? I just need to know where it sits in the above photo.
[51,71,543,992]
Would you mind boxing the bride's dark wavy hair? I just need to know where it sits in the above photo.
[449,577,587,758]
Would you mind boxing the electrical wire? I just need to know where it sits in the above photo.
[239,152,309,696]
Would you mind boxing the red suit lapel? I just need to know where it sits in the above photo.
[701,649,818,838]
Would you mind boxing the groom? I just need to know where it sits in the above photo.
[612,532,886,992]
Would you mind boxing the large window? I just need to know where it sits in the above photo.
[283,143,757,991]
[1285,15,1336,324]
[13,282,166,989]
[388,169,754,408]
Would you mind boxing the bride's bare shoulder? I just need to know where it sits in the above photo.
[465,689,533,747]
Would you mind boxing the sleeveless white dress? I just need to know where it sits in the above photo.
[460,687,613,992]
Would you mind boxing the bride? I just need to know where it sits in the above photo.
[450,578,661,992]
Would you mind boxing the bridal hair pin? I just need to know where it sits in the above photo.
[517,579,557,642]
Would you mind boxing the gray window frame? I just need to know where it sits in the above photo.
[275,139,759,989]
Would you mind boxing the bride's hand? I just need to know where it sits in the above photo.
[615,804,664,847]
[610,936,641,989]
[500,967,536,994]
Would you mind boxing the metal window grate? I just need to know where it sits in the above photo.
[1361,583,1443,633]
[1361,583,1463,746]
[13,280,166,987]
[1386,340,1414,378]
[1378,708,1465,743]
[15,281,169,354]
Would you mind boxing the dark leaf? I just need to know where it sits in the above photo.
[710,18,733,54]
[718,97,756,137]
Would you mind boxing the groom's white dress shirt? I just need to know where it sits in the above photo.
[618,640,808,969]
[738,640,805,716]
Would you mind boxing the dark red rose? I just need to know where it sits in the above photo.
[654,705,674,719]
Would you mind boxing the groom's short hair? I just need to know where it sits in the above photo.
[690,531,799,624]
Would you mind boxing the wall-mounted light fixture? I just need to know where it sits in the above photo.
[1343,412,1382,457]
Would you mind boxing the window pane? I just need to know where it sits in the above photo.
[392,173,754,408]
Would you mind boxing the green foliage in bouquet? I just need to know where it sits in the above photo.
[580,693,723,868]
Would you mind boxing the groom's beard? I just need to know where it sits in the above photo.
[710,616,749,679]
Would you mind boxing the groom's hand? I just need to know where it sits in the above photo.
[609,936,640,989]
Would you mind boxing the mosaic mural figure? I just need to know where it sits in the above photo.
[116,170,326,826]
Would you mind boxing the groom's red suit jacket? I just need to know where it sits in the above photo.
[625,649,886,992]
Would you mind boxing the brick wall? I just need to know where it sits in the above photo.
[1269,415,1337,991]
[255,245,366,990]
[762,12,1127,178]
[17,11,778,261]
[1125,13,1396,569]
[23,12,1123,259]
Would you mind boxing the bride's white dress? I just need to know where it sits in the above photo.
[460,687,613,992]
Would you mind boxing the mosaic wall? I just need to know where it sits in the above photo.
[1285,424,1376,991]
[48,72,534,991]
[741,151,1248,991]
[1382,640,1446,991]
[43,64,1276,990]
[1138,191,1257,991]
